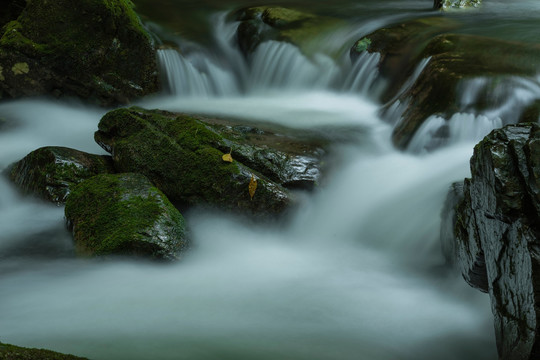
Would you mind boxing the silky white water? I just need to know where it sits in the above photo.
[2,4,533,359]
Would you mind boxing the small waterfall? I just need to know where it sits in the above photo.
[155,13,387,98]
[407,113,503,153]
[458,75,540,122]
[247,41,341,92]
[342,51,382,96]
[381,57,432,126]
[157,49,240,97]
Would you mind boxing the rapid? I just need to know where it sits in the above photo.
[2,1,540,358]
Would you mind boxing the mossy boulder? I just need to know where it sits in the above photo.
[235,6,343,56]
[95,107,295,216]
[0,0,158,105]
[0,342,87,360]
[434,0,481,10]
[65,173,187,260]
[6,146,114,204]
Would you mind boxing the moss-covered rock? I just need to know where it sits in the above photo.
[235,6,343,56]
[0,0,158,105]
[65,173,187,260]
[0,342,87,360]
[434,0,481,10]
[95,107,295,216]
[6,146,114,204]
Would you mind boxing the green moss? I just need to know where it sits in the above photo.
[95,107,291,215]
[261,7,314,27]
[8,146,114,204]
[354,38,371,53]
[65,173,186,258]
[0,342,86,360]
[0,0,158,104]
[0,21,49,54]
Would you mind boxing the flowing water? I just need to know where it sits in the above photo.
[2,1,540,359]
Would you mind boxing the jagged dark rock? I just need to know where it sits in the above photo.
[443,123,540,359]
[6,146,114,204]
[95,107,320,216]
[0,0,158,105]
[65,173,187,260]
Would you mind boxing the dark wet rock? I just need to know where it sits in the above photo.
[0,0,25,29]
[95,107,309,216]
[0,342,87,360]
[201,117,327,190]
[6,146,114,204]
[0,0,158,106]
[236,6,342,56]
[65,173,187,260]
[519,100,540,123]
[441,180,488,292]
[434,0,481,10]
[444,123,540,359]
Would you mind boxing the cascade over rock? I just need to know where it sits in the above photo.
[6,146,114,204]
[95,107,307,216]
[352,18,540,149]
[65,173,187,260]
[0,0,158,106]
[443,123,540,360]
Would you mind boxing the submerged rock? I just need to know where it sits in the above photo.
[0,0,158,105]
[444,123,540,359]
[6,146,114,204]
[65,173,187,260]
[0,342,87,360]
[235,6,342,56]
[95,107,301,216]
[352,17,540,149]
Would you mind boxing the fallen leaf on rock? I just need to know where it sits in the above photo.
[249,174,257,200]
[222,149,233,163]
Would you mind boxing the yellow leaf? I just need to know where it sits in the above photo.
[222,149,233,163]
[249,174,257,200]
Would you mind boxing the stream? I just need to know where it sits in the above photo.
[2,1,539,359]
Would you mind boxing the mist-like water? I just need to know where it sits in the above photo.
[2,2,533,359]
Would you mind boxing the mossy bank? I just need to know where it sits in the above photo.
[0,0,158,105]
